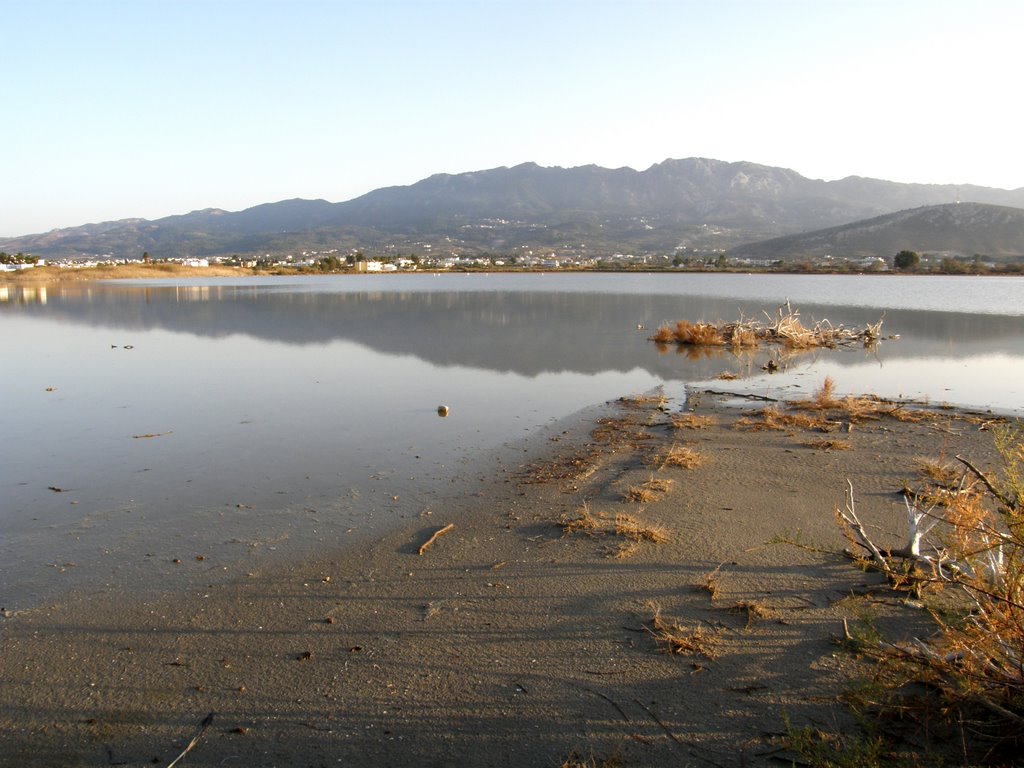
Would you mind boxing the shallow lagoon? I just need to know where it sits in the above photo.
[2,272,1022,609]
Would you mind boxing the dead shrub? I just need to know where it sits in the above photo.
[834,424,1024,762]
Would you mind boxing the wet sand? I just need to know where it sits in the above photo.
[0,390,1001,767]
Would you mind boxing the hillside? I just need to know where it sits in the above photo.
[4,159,1024,260]
[729,203,1024,260]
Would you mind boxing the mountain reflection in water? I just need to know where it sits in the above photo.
[6,278,1024,382]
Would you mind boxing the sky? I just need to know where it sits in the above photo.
[3,0,1022,237]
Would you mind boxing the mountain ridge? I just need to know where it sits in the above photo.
[4,158,1024,259]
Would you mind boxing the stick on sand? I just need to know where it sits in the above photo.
[418,523,455,555]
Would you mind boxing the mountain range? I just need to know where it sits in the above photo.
[4,158,1024,260]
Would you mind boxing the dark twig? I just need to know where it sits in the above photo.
[580,687,630,723]
[166,712,214,768]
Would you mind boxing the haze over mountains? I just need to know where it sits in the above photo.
[5,158,1024,260]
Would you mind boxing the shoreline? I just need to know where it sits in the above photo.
[0,389,1003,766]
[5,263,1024,285]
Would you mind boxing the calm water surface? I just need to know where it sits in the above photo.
[2,273,1022,609]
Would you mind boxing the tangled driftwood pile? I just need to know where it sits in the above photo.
[650,302,884,350]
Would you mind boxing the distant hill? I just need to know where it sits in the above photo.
[4,159,1024,259]
[729,203,1024,260]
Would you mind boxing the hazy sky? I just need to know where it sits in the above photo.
[3,0,1021,237]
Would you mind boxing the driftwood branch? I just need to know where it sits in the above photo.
[837,480,890,570]
[418,523,455,555]
[956,454,1015,511]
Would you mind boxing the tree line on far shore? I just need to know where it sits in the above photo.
[892,249,1023,274]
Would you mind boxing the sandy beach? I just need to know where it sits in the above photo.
[0,388,1002,767]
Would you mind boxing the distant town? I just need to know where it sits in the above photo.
[2,245,1022,276]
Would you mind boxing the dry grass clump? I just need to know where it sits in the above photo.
[559,749,624,768]
[675,320,725,346]
[793,377,890,422]
[646,601,718,659]
[624,476,673,503]
[913,456,961,488]
[735,404,826,432]
[559,504,669,552]
[558,503,602,536]
[591,416,634,442]
[767,303,883,350]
[834,424,1024,762]
[883,405,928,423]
[650,443,704,469]
[810,375,841,408]
[670,412,716,430]
[729,600,776,629]
[650,325,675,345]
[695,565,724,600]
[618,392,667,409]
[650,320,727,347]
[801,437,852,451]
[602,541,640,559]
[521,443,605,485]
[614,514,669,543]
[624,485,656,503]
[651,321,727,347]
[591,416,651,446]
[727,324,759,348]
[768,306,830,349]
